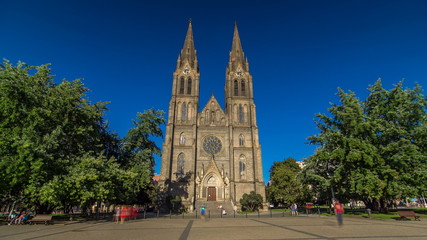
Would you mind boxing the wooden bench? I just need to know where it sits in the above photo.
[28,214,53,225]
[397,211,420,221]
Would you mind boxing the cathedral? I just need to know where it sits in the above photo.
[159,21,266,211]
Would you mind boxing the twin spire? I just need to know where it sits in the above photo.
[229,22,247,71]
[178,20,247,72]
[179,19,197,69]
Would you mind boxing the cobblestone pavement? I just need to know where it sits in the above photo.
[1,215,426,240]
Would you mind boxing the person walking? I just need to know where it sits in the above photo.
[114,206,121,224]
[291,203,298,216]
[120,205,127,224]
[200,205,206,220]
[334,200,344,226]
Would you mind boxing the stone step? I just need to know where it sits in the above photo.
[195,201,234,214]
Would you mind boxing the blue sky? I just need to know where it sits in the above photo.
[2,0,427,183]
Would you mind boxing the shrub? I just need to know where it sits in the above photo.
[240,191,263,211]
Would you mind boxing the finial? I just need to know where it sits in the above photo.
[211,91,214,96]
[234,21,238,27]
[189,18,192,24]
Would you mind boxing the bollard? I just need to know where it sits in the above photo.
[170,210,172,219]
[182,212,185,219]
[367,208,371,218]
[258,210,260,218]
[157,209,159,218]
[209,210,211,219]
[234,210,236,218]
[144,210,146,219]
[246,212,248,218]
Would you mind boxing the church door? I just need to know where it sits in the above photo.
[208,187,216,201]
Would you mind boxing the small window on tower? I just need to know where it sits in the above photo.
[239,155,246,179]
[180,133,186,145]
[234,80,239,96]
[239,104,244,123]
[187,78,192,94]
[177,153,185,178]
[241,81,246,96]
[179,77,185,94]
[182,103,187,121]
[239,134,244,146]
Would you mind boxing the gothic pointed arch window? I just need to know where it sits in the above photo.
[205,109,209,123]
[238,104,244,123]
[188,103,192,121]
[179,133,186,145]
[182,103,187,121]
[244,104,249,123]
[179,77,185,94]
[241,81,246,96]
[187,77,192,94]
[233,104,238,123]
[239,155,246,179]
[211,110,215,123]
[177,153,185,178]
[234,80,239,96]
[216,109,220,122]
[239,134,245,146]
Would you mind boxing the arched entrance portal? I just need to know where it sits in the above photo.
[207,175,217,201]
[201,173,225,201]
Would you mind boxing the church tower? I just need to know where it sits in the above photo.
[160,21,265,211]
[160,19,199,182]
[224,23,265,204]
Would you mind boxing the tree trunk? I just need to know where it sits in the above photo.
[379,197,390,214]
[362,198,390,213]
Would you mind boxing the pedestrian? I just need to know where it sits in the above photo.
[120,205,127,224]
[305,203,313,214]
[200,205,206,220]
[334,200,344,226]
[15,211,27,225]
[131,206,138,220]
[291,203,298,216]
[114,206,121,224]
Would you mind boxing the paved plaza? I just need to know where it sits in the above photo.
[1,215,426,240]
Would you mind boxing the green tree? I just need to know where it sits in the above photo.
[0,60,119,212]
[38,154,125,213]
[119,109,165,205]
[239,191,263,211]
[267,158,311,207]
[302,79,427,212]
[0,60,167,212]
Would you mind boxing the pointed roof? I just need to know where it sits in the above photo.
[229,22,247,71]
[201,158,225,185]
[198,95,227,126]
[180,19,197,68]
[201,95,225,114]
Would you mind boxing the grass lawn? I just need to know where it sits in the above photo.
[303,206,427,221]
[271,208,290,212]
[345,212,427,220]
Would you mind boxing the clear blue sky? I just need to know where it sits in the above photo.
[2,0,427,183]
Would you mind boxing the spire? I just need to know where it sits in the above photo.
[180,19,197,68]
[229,22,246,71]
